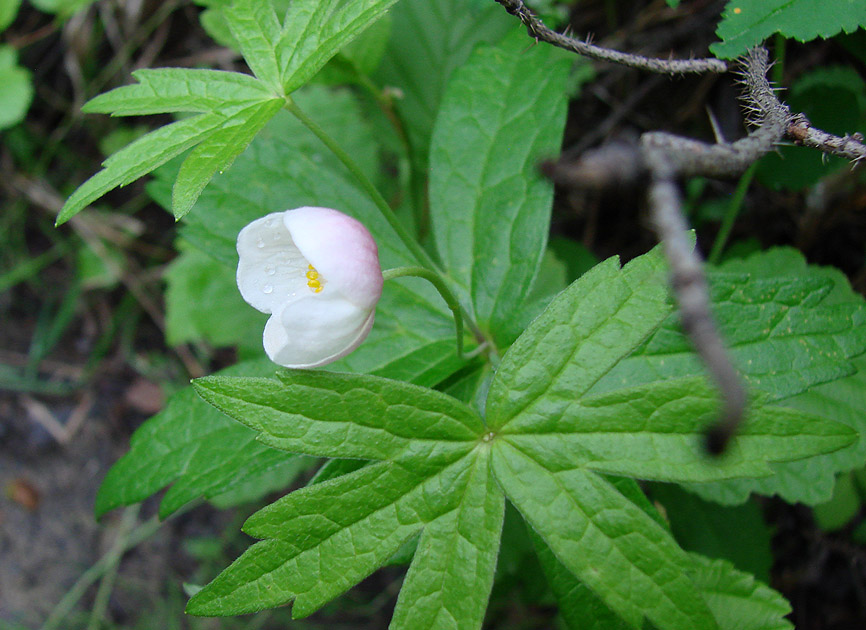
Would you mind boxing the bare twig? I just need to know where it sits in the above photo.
[493,0,728,74]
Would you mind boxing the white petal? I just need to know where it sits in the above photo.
[236,211,309,314]
[283,207,383,309]
[263,293,375,368]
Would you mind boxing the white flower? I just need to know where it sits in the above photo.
[236,206,383,368]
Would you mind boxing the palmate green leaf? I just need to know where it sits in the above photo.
[480,246,853,629]
[62,64,284,224]
[186,371,492,621]
[171,98,283,219]
[711,0,866,59]
[491,441,719,630]
[429,31,571,346]
[277,0,401,92]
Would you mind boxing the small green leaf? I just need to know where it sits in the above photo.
[390,446,505,630]
[429,31,571,346]
[223,0,283,91]
[171,98,283,218]
[711,0,866,59]
[0,45,33,130]
[57,112,228,225]
[486,246,671,431]
[81,68,275,116]
[192,370,484,460]
[491,440,719,630]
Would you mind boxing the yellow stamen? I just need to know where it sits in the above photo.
[306,264,325,293]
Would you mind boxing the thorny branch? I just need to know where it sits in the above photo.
[493,0,728,74]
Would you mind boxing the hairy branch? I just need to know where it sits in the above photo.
[493,0,728,74]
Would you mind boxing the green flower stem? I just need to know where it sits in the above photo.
[708,162,757,265]
[384,266,483,360]
[285,97,436,273]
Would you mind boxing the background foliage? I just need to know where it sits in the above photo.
[2,0,866,629]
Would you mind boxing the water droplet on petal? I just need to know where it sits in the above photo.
[265,265,276,276]
[256,238,265,249]
[263,284,274,294]
[273,233,281,241]
[265,218,274,227]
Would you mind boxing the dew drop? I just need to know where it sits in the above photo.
[263,284,274,294]
[265,265,276,276]
[265,218,274,227]
[273,232,281,241]
[256,238,265,249]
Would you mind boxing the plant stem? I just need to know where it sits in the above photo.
[86,505,140,630]
[41,506,180,630]
[284,97,437,272]
[708,162,757,265]
[772,33,786,87]
[383,266,483,360]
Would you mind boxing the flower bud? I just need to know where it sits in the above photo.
[236,207,383,368]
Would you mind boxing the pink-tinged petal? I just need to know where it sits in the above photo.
[236,211,309,314]
[263,293,376,368]
[283,206,383,309]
